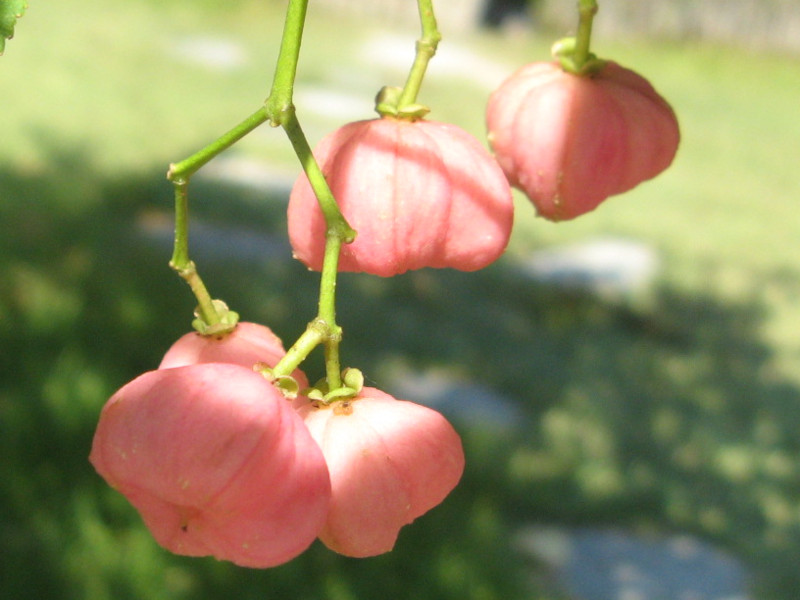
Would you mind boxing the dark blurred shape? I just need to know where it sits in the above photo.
[481,0,533,28]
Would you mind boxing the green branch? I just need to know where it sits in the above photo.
[163,0,356,391]
[262,0,356,394]
[167,177,239,335]
[164,109,269,335]
[167,108,268,181]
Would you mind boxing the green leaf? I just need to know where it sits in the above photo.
[0,0,27,54]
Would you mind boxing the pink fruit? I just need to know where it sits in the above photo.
[299,387,465,557]
[288,117,514,277]
[89,363,331,568]
[486,60,679,221]
[159,321,309,390]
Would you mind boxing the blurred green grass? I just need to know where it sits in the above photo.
[2,1,800,599]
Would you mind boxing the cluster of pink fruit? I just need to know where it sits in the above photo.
[90,322,465,567]
[90,45,679,568]
[289,59,680,278]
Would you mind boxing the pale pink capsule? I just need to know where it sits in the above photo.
[159,321,308,390]
[300,387,465,557]
[486,61,679,221]
[288,117,514,277]
[89,363,331,568]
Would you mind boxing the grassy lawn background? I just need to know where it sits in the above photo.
[2,1,799,599]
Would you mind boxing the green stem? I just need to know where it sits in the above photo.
[573,0,598,70]
[319,233,345,389]
[165,0,355,388]
[165,109,268,332]
[273,320,328,377]
[168,179,222,328]
[271,110,354,390]
[263,0,355,393]
[169,179,191,271]
[282,112,355,242]
[261,0,353,239]
[396,0,441,112]
[264,0,307,122]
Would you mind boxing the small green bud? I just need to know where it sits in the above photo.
[342,368,364,395]
[191,300,239,336]
[306,387,326,402]
[551,36,606,76]
[375,86,403,117]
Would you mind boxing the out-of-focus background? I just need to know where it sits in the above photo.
[2,0,799,598]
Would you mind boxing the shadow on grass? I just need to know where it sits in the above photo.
[2,147,799,600]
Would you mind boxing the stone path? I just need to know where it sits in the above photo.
[516,526,751,600]
[517,237,660,299]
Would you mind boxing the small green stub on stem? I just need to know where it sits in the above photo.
[191,299,239,336]
[375,86,431,120]
[168,183,239,336]
[305,368,363,404]
[255,363,301,400]
[375,86,403,115]
[552,0,606,76]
